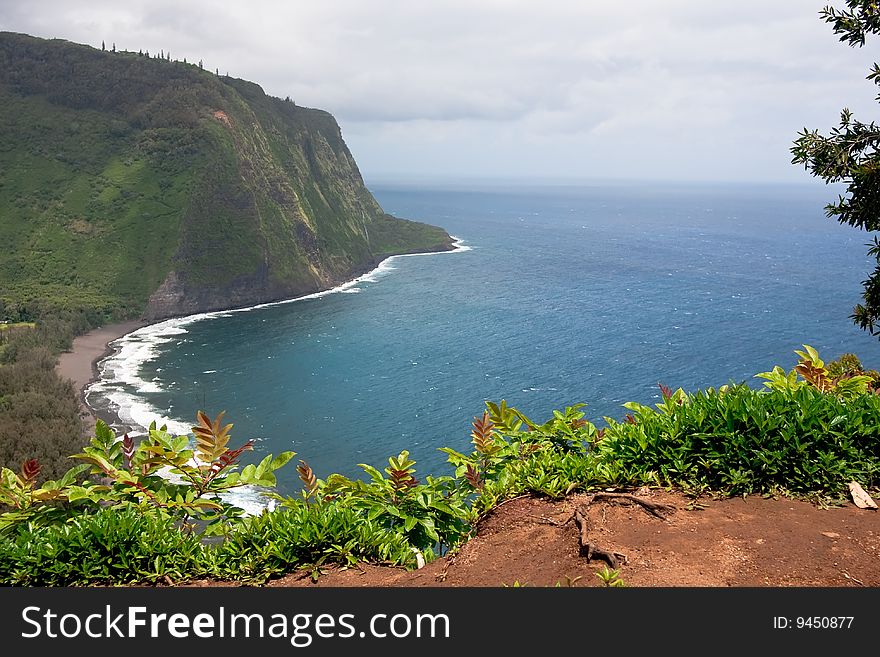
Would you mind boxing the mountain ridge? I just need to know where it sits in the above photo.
[0,32,454,322]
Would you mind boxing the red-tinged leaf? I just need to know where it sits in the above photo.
[625,414,637,425]
[21,459,40,486]
[595,428,606,441]
[193,410,234,463]
[297,460,318,496]
[209,440,255,480]
[658,383,673,401]
[389,468,418,491]
[796,360,833,393]
[519,443,539,457]
[122,433,135,470]
[196,410,212,430]
[471,411,498,455]
[465,464,483,490]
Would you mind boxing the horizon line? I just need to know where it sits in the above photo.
[362,174,843,189]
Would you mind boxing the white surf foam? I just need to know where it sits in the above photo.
[84,237,471,514]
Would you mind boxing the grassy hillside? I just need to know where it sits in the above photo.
[0,32,453,322]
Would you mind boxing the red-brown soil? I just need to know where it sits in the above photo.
[184,488,880,588]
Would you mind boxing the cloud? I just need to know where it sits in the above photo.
[1,0,876,181]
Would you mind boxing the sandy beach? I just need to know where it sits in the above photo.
[55,319,148,435]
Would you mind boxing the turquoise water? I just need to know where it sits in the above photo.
[90,181,880,498]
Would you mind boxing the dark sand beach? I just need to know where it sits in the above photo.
[55,319,148,435]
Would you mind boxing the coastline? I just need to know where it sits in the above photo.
[54,237,469,440]
[55,319,149,436]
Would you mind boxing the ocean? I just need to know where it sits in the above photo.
[86,181,880,509]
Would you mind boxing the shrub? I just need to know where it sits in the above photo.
[214,502,417,583]
[591,385,880,497]
[1,344,877,585]
[0,506,207,585]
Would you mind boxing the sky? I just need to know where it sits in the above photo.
[1,0,878,184]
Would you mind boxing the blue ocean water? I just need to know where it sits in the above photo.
[89,181,880,500]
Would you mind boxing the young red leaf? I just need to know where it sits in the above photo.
[21,458,40,486]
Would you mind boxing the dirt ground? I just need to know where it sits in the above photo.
[185,488,880,588]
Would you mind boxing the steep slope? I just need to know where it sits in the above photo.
[0,32,454,321]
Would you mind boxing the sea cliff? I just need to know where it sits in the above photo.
[0,32,454,321]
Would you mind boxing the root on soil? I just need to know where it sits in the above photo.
[574,493,676,568]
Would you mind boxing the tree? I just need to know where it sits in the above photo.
[101,40,105,51]
[792,1,880,337]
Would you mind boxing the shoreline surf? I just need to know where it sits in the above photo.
[63,238,469,513]
[66,237,467,434]
[55,319,149,436]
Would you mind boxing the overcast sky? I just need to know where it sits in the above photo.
[2,0,878,183]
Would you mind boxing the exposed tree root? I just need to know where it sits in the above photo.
[586,492,676,519]
[574,507,626,568]
[573,492,676,567]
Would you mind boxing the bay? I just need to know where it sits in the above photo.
[88,181,880,501]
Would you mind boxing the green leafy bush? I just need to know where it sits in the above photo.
[756,344,876,398]
[591,385,880,497]
[0,506,207,586]
[321,451,475,557]
[0,411,294,535]
[214,502,418,583]
[1,344,878,585]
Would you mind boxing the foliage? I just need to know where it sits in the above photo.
[0,411,294,535]
[0,298,121,487]
[0,341,90,483]
[321,451,475,557]
[439,403,596,515]
[2,345,879,585]
[0,506,208,586]
[555,575,584,587]
[213,502,418,583]
[791,1,880,336]
[595,566,626,588]
[756,344,875,399]
[366,213,455,258]
[826,351,880,385]
[0,32,452,322]
[591,383,880,498]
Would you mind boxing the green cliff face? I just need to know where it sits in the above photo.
[0,32,454,321]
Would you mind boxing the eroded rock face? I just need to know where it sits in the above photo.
[143,267,314,321]
[143,252,400,321]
